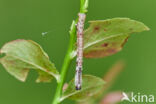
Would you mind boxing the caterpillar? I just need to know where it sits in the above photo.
[75,13,86,90]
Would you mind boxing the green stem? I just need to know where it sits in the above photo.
[52,21,76,104]
[52,0,88,104]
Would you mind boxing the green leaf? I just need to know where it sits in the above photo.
[0,39,60,82]
[76,61,125,104]
[83,18,149,58]
[61,75,105,102]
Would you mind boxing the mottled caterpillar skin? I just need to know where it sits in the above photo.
[75,13,86,90]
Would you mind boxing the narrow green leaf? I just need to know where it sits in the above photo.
[83,18,149,58]
[61,75,105,102]
[0,39,60,82]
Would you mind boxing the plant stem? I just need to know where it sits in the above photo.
[52,21,76,104]
[52,0,88,104]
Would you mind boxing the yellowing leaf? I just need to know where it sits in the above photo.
[61,75,105,102]
[0,39,60,82]
[83,18,149,58]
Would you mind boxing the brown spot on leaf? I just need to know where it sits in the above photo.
[102,43,109,47]
[93,26,100,33]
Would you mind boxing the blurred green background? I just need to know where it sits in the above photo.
[0,0,156,104]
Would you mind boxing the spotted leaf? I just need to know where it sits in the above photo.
[83,18,149,58]
[61,75,105,102]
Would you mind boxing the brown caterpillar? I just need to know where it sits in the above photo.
[75,13,86,90]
